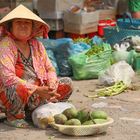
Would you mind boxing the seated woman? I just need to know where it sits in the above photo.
[0,5,73,128]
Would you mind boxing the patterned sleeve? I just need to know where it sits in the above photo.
[37,41,58,86]
[0,38,38,94]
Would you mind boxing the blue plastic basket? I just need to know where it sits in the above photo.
[117,18,140,28]
[103,12,140,45]
[104,26,140,45]
[117,12,140,28]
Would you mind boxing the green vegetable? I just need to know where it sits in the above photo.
[93,119,108,124]
[82,120,94,125]
[85,43,112,57]
[90,110,108,120]
[76,109,90,123]
[97,81,127,97]
[73,37,91,45]
[85,44,104,57]
[54,114,67,124]
[63,107,78,119]
[85,81,127,98]
[65,119,81,125]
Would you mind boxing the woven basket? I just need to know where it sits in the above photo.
[104,26,140,45]
[51,117,114,136]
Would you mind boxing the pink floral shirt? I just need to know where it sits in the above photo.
[0,36,58,94]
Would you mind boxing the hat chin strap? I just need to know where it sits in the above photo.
[8,32,32,42]
[5,25,49,42]
[5,29,33,42]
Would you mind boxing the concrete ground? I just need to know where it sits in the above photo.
[0,75,140,140]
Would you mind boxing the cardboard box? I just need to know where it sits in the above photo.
[64,21,98,34]
[64,10,99,34]
[37,0,84,19]
[64,10,99,24]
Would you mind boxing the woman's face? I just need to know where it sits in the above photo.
[11,19,32,40]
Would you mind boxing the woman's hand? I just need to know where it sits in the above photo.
[48,82,58,93]
[34,86,60,102]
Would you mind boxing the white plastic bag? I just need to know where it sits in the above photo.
[99,61,135,86]
[32,102,75,129]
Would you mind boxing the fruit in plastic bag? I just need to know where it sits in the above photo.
[32,102,75,129]
[38,116,55,129]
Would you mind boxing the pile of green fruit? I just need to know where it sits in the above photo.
[54,107,109,125]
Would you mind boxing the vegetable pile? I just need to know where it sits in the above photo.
[85,81,127,98]
[54,107,109,125]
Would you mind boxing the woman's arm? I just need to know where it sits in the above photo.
[0,38,38,94]
[36,41,58,90]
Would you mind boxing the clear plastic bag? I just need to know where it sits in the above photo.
[32,102,75,129]
[99,61,135,86]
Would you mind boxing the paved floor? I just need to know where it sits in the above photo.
[0,76,140,140]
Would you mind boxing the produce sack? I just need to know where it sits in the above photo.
[38,38,72,51]
[38,38,73,76]
[46,50,59,75]
[69,50,112,80]
[112,50,134,65]
[69,42,91,56]
[54,41,73,76]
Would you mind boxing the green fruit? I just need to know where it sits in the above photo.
[82,120,94,125]
[54,114,67,124]
[63,108,78,119]
[93,119,108,124]
[65,119,81,125]
[90,110,108,120]
[77,110,90,123]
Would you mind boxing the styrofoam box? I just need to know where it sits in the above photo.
[37,0,84,19]
[64,10,99,24]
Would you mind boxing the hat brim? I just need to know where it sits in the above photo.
[0,4,50,31]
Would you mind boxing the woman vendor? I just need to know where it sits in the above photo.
[0,5,73,128]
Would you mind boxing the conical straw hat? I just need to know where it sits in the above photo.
[0,4,50,30]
